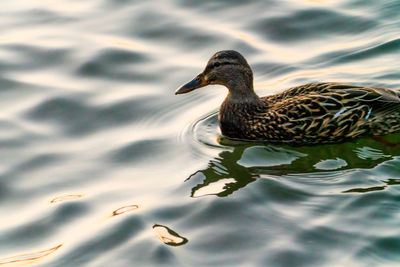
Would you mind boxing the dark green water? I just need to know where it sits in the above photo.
[1,0,400,266]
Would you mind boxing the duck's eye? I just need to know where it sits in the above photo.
[214,62,220,68]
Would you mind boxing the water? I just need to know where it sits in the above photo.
[1,0,400,266]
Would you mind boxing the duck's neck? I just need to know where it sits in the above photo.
[219,82,261,139]
[226,79,259,104]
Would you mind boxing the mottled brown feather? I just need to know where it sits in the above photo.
[220,83,400,144]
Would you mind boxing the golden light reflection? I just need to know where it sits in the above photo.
[0,244,62,266]
[50,194,84,204]
[111,205,139,217]
[302,0,327,4]
[152,224,188,247]
[192,178,236,198]
[94,34,160,54]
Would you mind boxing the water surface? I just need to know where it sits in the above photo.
[1,0,400,266]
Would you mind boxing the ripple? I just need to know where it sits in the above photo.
[190,112,222,148]
[357,236,400,264]
[19,8,76,25]
[26,95,164,136]
[76,48,154,81]
[331,38,400,64]
[179,112,226,159]
[0,244,62,265]
[127,9,222,48]
[249,8,377,43]
[47,216,145,266]
[0,44,72,71]
[0,201,88,249]
[179,0,261,8]
[109,138,170,164]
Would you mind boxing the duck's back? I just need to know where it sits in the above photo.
[230,83,400,144]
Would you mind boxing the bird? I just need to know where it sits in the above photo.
[175,50,400,145]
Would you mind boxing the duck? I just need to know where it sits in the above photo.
[175,50,400,145]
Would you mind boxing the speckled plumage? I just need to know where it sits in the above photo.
[176,50,400,145]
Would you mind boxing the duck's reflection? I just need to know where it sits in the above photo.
[186,133,400,197]
[342,178,400,193]
[111,204,139,216]
[153,224,188,246]
[187,146,258,198]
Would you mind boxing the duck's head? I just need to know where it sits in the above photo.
[175,50,257,99]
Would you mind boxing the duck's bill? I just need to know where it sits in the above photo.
[175,75,208,95]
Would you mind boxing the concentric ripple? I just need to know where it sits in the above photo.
[178,111,228,160]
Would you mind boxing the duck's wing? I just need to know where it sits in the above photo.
[266,83,400,117]
[268,82,381,100]
[351,86,400,116]
[266,83,347,102]
[256,84,400,141]
[324,85,400,117]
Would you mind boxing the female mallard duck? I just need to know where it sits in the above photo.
[175,50,400,144]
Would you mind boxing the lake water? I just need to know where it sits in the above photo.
[1,0,400,266]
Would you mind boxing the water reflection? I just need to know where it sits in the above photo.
[152,224,188,247]
[187,146,258,198]
[0,244,62,265]
[111,205,139,216]
[50,194,84,204]
[187,133,400,197]
[343,178,400,194]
